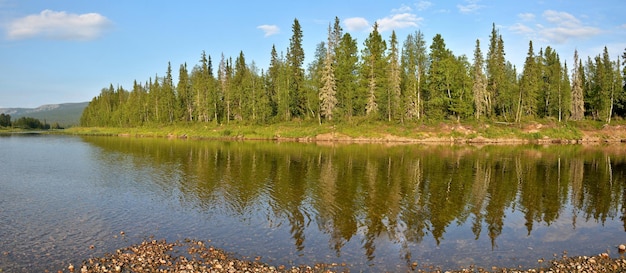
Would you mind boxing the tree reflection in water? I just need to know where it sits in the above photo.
[85,137,626,269]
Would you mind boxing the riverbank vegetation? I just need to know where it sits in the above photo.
[66,118,626,144]
[79,18,626,140]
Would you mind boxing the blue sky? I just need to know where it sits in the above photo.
[0,0,624,108]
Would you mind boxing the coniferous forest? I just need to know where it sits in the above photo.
[80,18,626,128]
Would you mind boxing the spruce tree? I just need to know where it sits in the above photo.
[233,51,249,121]
[472,39,488,119]
[387,31,402,122]
[268,45,281,118]
[218,54,232,123]
[600,47,613,122]
[615,51,626,117]
[486,23,506,117]
[177,63,192,121]
[335,33,359,120]
[361,22,387,118]
[558,61,572,122]
[447,55,473,120]
[287,18,305,118]
[163,62,177,123]
[570,50,585,120]
[307,42,326,121]
[539,46,561,118]
[519,41,539,119]
[319,25,337,121]
[426,34,451,119]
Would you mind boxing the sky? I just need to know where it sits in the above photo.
[0,0,624,108]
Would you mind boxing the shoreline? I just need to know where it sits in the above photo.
[6,119,626,144]
[57,238,626,273]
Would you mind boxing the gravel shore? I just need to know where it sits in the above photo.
[58,239,626,273]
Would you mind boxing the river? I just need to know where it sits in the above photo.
[1,134,625,272]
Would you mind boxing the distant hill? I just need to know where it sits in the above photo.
[0,102,89,127]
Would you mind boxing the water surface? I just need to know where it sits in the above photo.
[1,134,625,272]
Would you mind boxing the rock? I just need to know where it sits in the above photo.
[56,238,626,273]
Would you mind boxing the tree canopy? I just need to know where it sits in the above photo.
[81,18,626,127]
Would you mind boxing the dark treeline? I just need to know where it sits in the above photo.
[0,113,60,129]
[80,18,626,127]
[0,113,11,127]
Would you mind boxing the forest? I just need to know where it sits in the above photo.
[0,114,60,130]
[80,18,626,128]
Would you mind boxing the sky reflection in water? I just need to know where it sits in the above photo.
[1,135,625,272]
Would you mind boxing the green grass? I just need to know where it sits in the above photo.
[62,118,626,143]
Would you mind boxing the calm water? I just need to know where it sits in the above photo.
[1,134,626,272]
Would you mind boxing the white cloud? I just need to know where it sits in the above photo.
[540,26,601,44]
[510,10,602,44]
[416,0,433,11]
[377,13,423,32]
[257,24,279,37]
[343,17,370,32]
[6,9,111,40]
[538,10,602,43]
[457,0,484,14]
[543,10,580,28]
[392,4,413,13]
[510,23,533,34]
[518,13,535,21]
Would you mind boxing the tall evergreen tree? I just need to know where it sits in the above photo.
[387,31,402,122]
[558,61,572,122]
[615,50,626,117]
[247,61,262,122]
[503,61,519,120]
[570,50,585,120]
[330,17,342,58]
[538,46,562,118]
[607,53,621,123]
[233,51,249,121]
[361,22,387,118]
[177,63,192,121]
[267,45,281,118]
[162,62,177,123]
[307,42,326,121]
[519,41,539,119]
[335,32,359,120]
[400,31,428,120]
[122,80,147,126]
[426,34,451,119]
[193,52,208,122]
[287,18,305,118]
[448,55,474,120]
[255,68,272,123]
[276,50,291,121]
[319,25,338,122]
[219,54,233,123]
[472,39,488,120]
[486,23,506,117]
[600,47,613,122]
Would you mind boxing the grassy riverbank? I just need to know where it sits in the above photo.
[61,119,626,144]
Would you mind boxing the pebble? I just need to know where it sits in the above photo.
[55,239,626,273]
